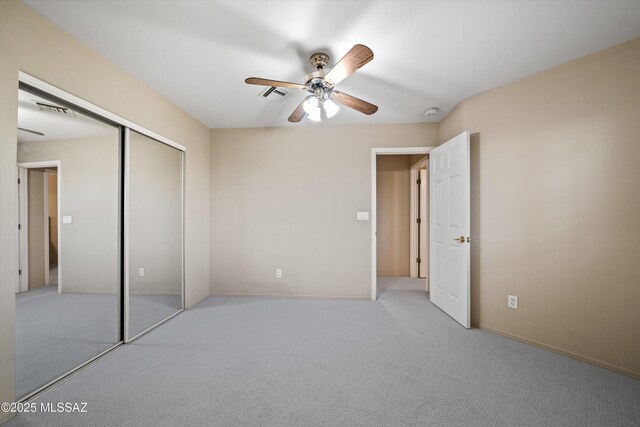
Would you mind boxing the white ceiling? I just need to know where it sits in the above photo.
[18,89,116,143]
[23,0,640,129]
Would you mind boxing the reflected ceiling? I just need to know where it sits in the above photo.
[18,90,116,143]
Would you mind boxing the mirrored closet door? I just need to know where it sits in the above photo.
[125,129,184,341]
[16,86,122,399]
[15,78,186,401]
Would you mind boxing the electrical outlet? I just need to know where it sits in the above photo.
[508,295,518,309]
[275,269,282,279]
[139,268,145,277]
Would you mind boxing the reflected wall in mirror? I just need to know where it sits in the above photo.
[16,87,121,399]
[127,130,183,340]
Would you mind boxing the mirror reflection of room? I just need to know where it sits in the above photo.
[127,130,183,339]
[15,87,121,399]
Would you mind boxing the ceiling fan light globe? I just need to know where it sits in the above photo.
[323,99,340,118]
[307,108,321,122]
[303,96,319,115]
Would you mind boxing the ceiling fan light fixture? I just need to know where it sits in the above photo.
[323,98,340,118]
[303,96,322,122]
[307,108,321,122]
[303,96,319,115]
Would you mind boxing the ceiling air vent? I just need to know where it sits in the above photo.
[259,86,291,102]
[36,101,76,117]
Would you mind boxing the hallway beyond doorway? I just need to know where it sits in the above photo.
[377,275,427,294]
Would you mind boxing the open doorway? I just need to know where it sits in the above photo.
[371,147,434,300]
[375,153,429,297]
[17,163,61,294]
[372,134,471,328]
[46,169,59,288]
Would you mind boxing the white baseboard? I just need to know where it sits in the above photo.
[61,290,117,295]
[61,290,181,296]
[0,412,14,424]
[477,323,640,380]
[128,291,182,296]
[187,292,210,309]
[209,291,369,301]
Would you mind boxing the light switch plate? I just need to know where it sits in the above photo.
[356,211,369,221]
[62,216,73,224]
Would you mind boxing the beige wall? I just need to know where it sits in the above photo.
[0,0,210,415]
[27,170,45,289]
[210,124,439,298]
[409,154,427,166]
[439,38,640,378]
[438,103,464,144]
[19,135,120,294]
[47,172,57,265]
[376,155,411,276]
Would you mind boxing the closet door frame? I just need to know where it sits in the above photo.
[17,72,186,383]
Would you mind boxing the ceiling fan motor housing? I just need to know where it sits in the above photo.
[305,76,334,98]
[309,52,330,70]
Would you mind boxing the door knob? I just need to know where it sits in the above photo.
[453,236,465,243]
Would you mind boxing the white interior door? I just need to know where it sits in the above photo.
[429,131,470,328]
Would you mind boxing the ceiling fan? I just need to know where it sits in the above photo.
[245,44,378,123]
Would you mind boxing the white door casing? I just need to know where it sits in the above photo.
[371,147,433,300]
[429,131,471,328]
[17,168,28,293]
[17,161,62,294]
[419,168,428,280]
[44,171,50,287]
[409,155,429,281]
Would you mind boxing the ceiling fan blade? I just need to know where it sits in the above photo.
[245,77,307,90]
[18,127,45,136]
[324,44,374,86]
[332,91,378,115]
[288,98,308,122]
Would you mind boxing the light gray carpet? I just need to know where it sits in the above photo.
[378,275,427,292]
[15,285,118,399]
[129,294,182,338]
[15,286,180,399]
[48,265,58,286]
[7,281,640,426]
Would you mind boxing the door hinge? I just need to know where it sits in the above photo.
[416,178,421,185]
[18,178,21,184]
[416,218,421,224]
[416,257,421,264]
[18,224,21,230]
[19,269,22,275]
